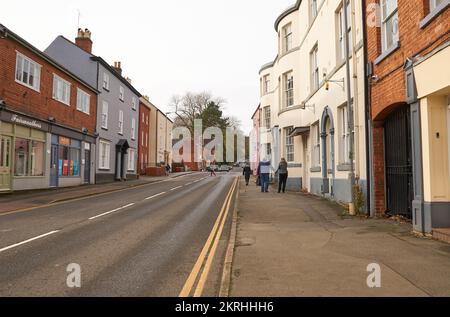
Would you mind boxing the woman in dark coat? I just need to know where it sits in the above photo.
[242,164,252,186]
[276,158,289,193]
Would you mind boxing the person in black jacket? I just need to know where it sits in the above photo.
[242,163,252,186]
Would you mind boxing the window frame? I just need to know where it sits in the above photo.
[284,71,294,108]
[282,23,293,53]
[131,118,136,140]
[101,101,109,130]
[119,86,125,102]
[338,106,350,164]
[381,0,399,53]
[118,110,124,135]
[99,140,111,170]
[312,123,321,167]
[310,45,319,92]
[15,51,41,92]
[264,106,271,130]
[127,148,136,171]
[285,127,295,163]
[52,74,71,106]
[76,88,90,115]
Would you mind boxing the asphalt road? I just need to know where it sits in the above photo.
[0,171,238,297]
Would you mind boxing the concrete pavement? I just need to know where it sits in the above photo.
[0,172,237,297]
[230,177,450,297]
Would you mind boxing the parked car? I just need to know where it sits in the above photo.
[219,165,230,172]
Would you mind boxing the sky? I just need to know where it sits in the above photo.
[1,0,295,133]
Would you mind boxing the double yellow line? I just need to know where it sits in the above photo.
[179,177,238,297]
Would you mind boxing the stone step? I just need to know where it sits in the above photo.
[433,228,450,244]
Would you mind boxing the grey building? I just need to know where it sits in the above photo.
[45,29,141,183]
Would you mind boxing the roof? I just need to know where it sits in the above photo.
[274,0,302,31]
[251,104,261,120]
[139,96,173,123]
[0,23,99,94]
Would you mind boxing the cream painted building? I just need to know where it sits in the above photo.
[258,0,368,209]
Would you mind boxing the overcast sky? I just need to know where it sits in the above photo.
[1,0,295,133]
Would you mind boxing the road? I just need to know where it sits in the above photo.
[0,172,239,297]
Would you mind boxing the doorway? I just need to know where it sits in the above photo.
[84,149,91,184]
[0,136,12,191]
[50,144,59,187]
[384,105,413,218]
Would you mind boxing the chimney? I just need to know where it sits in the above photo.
[112,61,123,76]
[75,28,92,54]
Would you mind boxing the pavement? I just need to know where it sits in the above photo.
[229,176,450,297]
[0,172,193,214]
[0,171,238,296]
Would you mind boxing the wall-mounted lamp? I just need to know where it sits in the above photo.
[325,78,345,91]
[0,99,6,110]
[82,127,88,134]
[48,116,56,123]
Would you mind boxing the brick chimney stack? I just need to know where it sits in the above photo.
[75,28,92,54]
[113,61,123,76]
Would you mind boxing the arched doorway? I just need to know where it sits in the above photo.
[321,107,335,196]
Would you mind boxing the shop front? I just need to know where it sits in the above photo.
[0,110,50,191]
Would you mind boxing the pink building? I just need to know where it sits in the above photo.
[250,104,261,175]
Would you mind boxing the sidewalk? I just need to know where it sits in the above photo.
[229,177,450,297]
[0,172,193,214]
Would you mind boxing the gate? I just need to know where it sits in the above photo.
[384,106,413,218]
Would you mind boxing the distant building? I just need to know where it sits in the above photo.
[45,29,141,183]
[0,24,98,191]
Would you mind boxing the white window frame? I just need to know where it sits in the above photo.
[131,118,136,140]
[99,140,111,170]
[283,23,293,53]
[103,73,110,91]
[101,101,109,129]
[263,75,270,95]
[285,127,295,163]
[284,71,294,108]
[337,1,352,62]
[310,0,318,22]
[312,123,321,167]
[311,45,319,91]
[52,74,71,106]
[381,0,399,52]
[132,97,137,110]
[430,0,444,11]
[76,88,90,114]
[118,110,124,135]
[339,106,350,164]
[15,51,41,92]
[119,86,125,101]
[264,106,271,130]
[127,149,135,171]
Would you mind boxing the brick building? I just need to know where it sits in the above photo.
[0,24,98,191]
[364,0,449,233]
[138,99,150,175]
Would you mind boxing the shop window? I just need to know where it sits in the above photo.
[14,138,44,177]
[58,137,81,177]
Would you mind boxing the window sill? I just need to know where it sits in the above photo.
[52,98,71,107]
[374,41,401,65]
[13,176,45,179]
[101,127,108,131]
[337,164,352,171]
[310,166,321,173]
[15,79,40,93]
[420,1,450,29]
[99,168,110,171]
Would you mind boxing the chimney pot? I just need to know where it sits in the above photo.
[75,27,93,54]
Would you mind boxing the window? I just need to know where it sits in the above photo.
[14,139,45,177]
[339,106,350,164]
[285,127,295,162]
[310,45,319,91]
[119,86,125,101]
[311,0,318,21]
[430,0,444,11]
[132,97,137,110]
[52,75,71,105]
[76,88,90,114]
[131,118,136,140]
[266,143,272,156]
[264,106,271,130]
[128,149,135,171]
[381,0,399,52]
[103,73,110,90]
[99,140,111,170]
[262,75,271,95]
[282,23,293,53]
[101,101,109,129]
[337,1,352,62]
[57,137,80,177]
[15,52,41,91]
[312,123,321,167]
[118,110,124,135]
[284,72,294,108]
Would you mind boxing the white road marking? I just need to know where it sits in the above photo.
[0,230,60,253]
[89,203,135,220]
[145,192,166,200]
[170,186,183,191]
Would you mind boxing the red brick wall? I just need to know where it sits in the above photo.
[138,102,150,174]
[0,37,97,135]
[365,0,450,215]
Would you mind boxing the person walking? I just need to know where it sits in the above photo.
[259,157,272,193]
[276,158,289,193]
[165,164,171,176]
[242,163,252,186]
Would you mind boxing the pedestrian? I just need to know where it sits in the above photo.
[276,158,289,193]
[242,163,252,186]
[259,156,272,193]
[210,166,216,177]
[165,164,171,176]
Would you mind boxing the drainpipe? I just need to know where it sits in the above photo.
[344,0,356,215]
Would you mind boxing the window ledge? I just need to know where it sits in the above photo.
[420,1,450,29]
[337,164,352,171]
[374,41,401,65]
[310,166,321,173]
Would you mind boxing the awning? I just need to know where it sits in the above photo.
[289,126,310,137]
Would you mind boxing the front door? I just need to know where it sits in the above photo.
[385,106,413,218]
[0,136,12,191]
[50,144,59,187]
[84,149,91,184]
